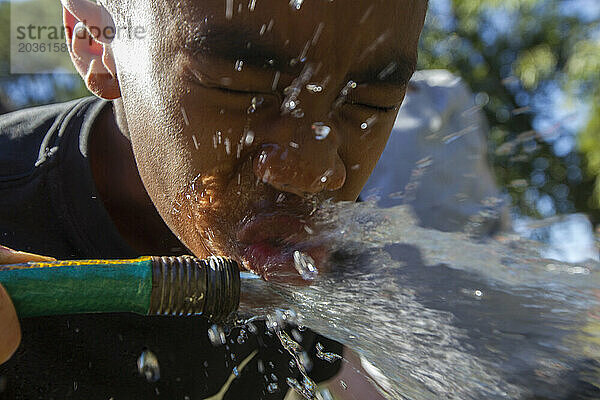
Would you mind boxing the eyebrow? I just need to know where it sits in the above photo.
[184,23,417,89]
[184,24,301,75]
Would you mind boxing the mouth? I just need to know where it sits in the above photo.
[236,213,328,283]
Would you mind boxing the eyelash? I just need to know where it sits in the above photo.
[211,84,397,113]
[347,101,397,113]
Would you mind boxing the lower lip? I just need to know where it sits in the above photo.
[241,240,327,284]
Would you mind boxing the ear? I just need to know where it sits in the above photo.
[62,0,120,100]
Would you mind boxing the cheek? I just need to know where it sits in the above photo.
[332,113,396,200]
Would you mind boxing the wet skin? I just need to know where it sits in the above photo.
[79,0,427,280]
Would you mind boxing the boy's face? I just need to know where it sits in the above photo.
[109,0,426,278]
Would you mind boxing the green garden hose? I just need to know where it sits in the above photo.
[0,256,241,321]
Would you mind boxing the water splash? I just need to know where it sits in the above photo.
[238,201,600,399]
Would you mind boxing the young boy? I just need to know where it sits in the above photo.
[0,0,427,397]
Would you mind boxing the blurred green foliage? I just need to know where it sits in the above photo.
[419,0,600,224]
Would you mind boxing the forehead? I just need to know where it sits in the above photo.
[165,0,427,73]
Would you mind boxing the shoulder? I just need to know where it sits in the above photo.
[0,97,101,180]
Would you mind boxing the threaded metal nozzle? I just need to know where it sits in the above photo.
[149,256,240,321]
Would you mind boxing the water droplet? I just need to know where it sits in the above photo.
[312,122,331,140]
[137,350,160,382]
[360,122,368,130]
[257,359,265,373]
[311,22,325,45]
[281,64,314,115]
[315,342,342,363]
[340,80,357,97]
[429,115,442,132]
[267,382,279,393]
[248,0,256,11]
[208,324,226,346]
[237,329,248,344]
[340,380,348,390]
[288,0,303,10]
[291,109,305,118]
[378,62,397,80]
[272,71,281,91]
[293,251,318,280]
[252,96,264,107]
[225,0,233,19]
[266,309,288,332]
[248,96,264,114]
[259,24,267,35]
[289,141,300,149]
[181,107,189,126]
[475,92,490,106]
[246,321,258,335]
[359,4,374,24]
[320,176,327,183]
[306,84,323,93]
[243,130,255,146]
[234,60,244,72]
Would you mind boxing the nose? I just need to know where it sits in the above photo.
[253,120,346,197]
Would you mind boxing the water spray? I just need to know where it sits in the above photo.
[0,256,255,321]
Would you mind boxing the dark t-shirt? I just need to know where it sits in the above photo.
[0,97,341,399]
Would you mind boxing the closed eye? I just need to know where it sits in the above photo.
[346,101,398,113]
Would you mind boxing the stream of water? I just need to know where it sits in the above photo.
[236,201,600,399]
